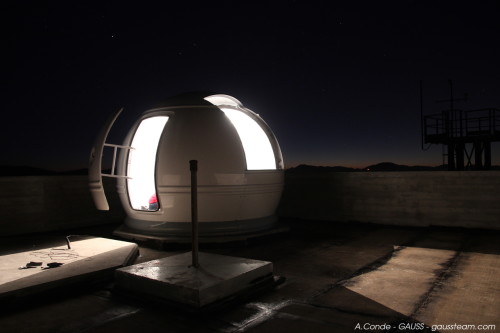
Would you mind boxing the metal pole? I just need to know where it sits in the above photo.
[449,79,453,112]
[190,160,199,268]
[449,80,454,138]
[420,80,424,150]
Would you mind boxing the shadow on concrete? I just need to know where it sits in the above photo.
[3,218,499,332]
[49,285,440,333]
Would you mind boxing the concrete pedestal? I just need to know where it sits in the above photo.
[114,252,274,309]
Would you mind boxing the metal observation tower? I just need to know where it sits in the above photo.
[422,81,500,170]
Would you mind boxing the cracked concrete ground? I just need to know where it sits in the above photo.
[0,220,499,333]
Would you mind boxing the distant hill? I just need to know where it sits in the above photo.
[0,166,89,177]
[286,163,442,173]
[56,168,89,175]
[364,162,500,171]
[363,162,443,172]
[0,165,57,176]
[286,164,358,173]
[285,162,500,173]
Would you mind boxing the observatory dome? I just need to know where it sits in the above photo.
[89,93,284,240]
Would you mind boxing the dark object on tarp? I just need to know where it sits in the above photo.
[18,261,43,269]
[43,262,64,270]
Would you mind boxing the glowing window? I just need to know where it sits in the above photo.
[127,116,169,210]
[220,108,276,170]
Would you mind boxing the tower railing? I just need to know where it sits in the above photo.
[424,108,500,143]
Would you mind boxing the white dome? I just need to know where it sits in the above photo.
[90,92,284,240]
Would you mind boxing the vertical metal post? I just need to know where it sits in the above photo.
[448,143,455,170]
[456,143,465,170]
[489,109,493,135]
[190,160,199,268]
[449,79,454,113]
[420,80,424,150]
[474,142,483,170]
[449,80,454,138]
[484,142,492,170]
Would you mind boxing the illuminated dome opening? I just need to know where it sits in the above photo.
[127,116,169,210]
[204,95,277,170]
[219,108,276,170]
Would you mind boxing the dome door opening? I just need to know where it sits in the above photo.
[127,116,169,211]
[89,107,125,211]
[204,95,278,170]
[220,108,276,170]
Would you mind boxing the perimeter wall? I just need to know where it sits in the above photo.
[0,176,125,236]
[0,171,499,236]
[278,171,500,230]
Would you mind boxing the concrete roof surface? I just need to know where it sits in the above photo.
[0,219,499,333]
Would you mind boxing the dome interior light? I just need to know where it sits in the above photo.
[205,95,276,170]
[219,108,276,170]
[127,116,169,210]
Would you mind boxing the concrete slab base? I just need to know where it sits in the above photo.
[114,252,275,310]
[0,237,139,303]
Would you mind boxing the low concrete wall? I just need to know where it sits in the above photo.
[279,171,500,230]
[0,176,124,236]
[1,171,499,236]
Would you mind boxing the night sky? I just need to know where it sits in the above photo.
[3,1,500,171]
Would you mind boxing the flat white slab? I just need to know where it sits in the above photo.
[115,252,273,308]
[0,237,138,297]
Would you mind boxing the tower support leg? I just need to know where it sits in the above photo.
[456,143,465,171]
[474,142,483,170]
[484,142,492,170]
[448,144,455,170]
